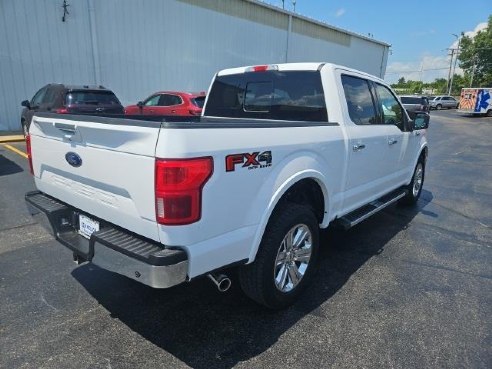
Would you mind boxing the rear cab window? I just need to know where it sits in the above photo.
[204,70,327,122]
[66,91,121,106]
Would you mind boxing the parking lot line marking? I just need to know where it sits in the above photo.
[2,144,28,159]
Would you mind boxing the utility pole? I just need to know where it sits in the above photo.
[292,0,296,12]
[446,48,455,93]
[448,32,464,95]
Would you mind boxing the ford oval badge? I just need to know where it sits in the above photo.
[65,152,82,167]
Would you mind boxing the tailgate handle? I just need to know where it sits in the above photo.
[55,123,76,134]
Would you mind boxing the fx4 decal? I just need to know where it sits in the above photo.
[226,151,272,172]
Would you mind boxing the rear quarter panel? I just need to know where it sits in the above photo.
[155,124,345,278]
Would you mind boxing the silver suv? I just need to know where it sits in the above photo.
[429,95,458,110]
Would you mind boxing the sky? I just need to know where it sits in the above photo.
[264,0,492,83]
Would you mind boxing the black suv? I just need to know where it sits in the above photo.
[21,84,124,136]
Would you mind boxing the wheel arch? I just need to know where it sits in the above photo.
[247,171,330,263]
[420,145,429,164]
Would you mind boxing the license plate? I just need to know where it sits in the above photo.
[79,214,100,239]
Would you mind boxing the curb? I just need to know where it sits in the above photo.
[0,135,25,143]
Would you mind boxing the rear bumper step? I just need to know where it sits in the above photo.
[25,191,188,288]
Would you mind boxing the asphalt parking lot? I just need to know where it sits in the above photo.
[1,110,491,369]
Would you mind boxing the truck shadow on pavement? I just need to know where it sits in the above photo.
[72,191,433,369]
[0,154,24,176]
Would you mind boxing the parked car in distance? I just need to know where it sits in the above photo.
[124,91,206,116]
[21,84,124,136]
[399,95,430,119]
[429,95,458,110]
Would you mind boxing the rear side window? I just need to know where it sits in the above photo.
[341,75,378,125]
[66,91,121,105]
[204,71,327,122]
[191,96,205,108]
[159,94,182,106]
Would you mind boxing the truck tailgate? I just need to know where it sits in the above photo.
[29,114,161,241]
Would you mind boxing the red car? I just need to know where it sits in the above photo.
[125,91,206,116]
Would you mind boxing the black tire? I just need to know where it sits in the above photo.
[486,110,492,117]
[399,159,425,206]
[239,203,319,309]
[436,104,442,110]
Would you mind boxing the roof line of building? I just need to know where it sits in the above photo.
[246,0,391,48]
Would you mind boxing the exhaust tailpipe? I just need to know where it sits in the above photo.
[207,273,232,292]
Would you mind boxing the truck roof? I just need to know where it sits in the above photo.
[217,62,384,83]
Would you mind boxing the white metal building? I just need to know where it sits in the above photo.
[0,0,390,131]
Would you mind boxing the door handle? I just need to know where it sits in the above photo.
[353,143,366,151]
[415,131,421,136]
[388,138,398,145]
[171,110,176,114]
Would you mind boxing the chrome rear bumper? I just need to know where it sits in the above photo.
[25,191,188,288]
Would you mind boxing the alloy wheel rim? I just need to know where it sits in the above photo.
[413,163,423,197]
[274,224,312,293]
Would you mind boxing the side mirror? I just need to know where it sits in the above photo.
[21,100,31,109]
[413,113,430,130]
[137,101,144,108]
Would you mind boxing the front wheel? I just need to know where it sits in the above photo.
[436,104,442,110]
[239,203,319,309]
[400,160,425,205]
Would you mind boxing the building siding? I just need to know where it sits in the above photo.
[0,0,389,131]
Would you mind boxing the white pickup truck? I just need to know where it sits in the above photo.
[26,63,429,309]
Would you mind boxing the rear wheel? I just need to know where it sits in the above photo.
[400,160,425,205]
[239,203,319,309]
[486,109,492,117]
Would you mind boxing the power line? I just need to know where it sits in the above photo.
[385,67,450,75]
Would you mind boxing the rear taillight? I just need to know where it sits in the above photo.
[155,157,213,225]
[55,108,68,114]
[25,134,34,175]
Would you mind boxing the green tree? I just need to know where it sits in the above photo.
[397,77,406,85]
[458,15,492,86]
[450,74,470,94]
[429,78,448,94]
